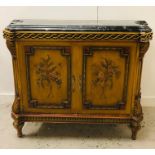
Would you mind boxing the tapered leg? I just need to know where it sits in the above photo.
[130,121,141,140]
[13,120,25,137]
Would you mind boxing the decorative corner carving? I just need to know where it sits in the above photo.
[132,92,143,121]
[12,95,20,114]
[139,42,150,59]
[3,29,16,59]
[3,29,15,41]
[6,40,16,59]
[140,32,153,42]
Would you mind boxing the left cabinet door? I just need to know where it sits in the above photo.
[17,43,72,113]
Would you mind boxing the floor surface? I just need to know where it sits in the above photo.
[0,103,155,149]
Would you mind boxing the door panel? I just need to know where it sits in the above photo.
[82,46,130,110]
[17,41,137,115]
[24,46,71,109]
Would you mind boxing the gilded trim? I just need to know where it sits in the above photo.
[3,29,153,42]
[12,112,131,124]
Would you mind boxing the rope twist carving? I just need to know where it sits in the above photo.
[3,30,152,42]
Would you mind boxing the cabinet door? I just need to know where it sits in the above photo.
[82,45,136,114]
[18,44,71,113]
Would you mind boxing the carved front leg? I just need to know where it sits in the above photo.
[130,93,143,140]
[12,96,23,137]
[130,120,141,140]
[13,120,24,137]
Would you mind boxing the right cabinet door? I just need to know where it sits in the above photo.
[82,43,137,115]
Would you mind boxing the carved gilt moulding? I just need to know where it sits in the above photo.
[12,112,131,124]
[3,29,153,42]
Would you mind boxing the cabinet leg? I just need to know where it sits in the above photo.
[130,121,141,140]
[13,120,24,137]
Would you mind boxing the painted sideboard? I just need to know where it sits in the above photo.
[3,19,152,139]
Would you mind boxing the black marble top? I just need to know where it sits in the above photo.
[6,19,152,32]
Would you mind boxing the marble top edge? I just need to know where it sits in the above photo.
[6,19,152,32]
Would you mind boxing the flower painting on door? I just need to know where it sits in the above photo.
[91,58,121,97]
[34,55,62,97]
